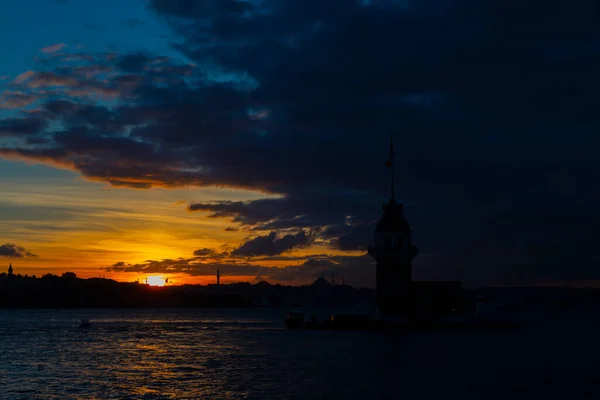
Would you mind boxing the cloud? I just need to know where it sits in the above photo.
[188,192,380,230]
[193,248,213,256]
[0,243,38,258]
[1,0,600,285]
[0,117,48,137]
[193,248,225,257]
[0,91,39,109]
[338,223,376,251]
[107,254,375,286]
[232,230,311,257]
[40,43,67,54]
[13,71,35,84]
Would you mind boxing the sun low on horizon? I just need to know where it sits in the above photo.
[145,276,166,287]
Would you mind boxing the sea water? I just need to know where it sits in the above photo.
[0,308,598,399]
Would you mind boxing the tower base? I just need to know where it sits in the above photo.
[377,294,415,319]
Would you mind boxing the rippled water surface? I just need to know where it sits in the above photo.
[1,308,599,399]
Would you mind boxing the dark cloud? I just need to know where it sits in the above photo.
[107,254,375,287]
[192,248,228,258]
[2,0,600,285]
[231,230,311,257]
[0,243,38,258]
[193,248,214,257]
[188,192,380,230]
[117,53,151,73]
[0,117,48,137]
[338,223,376,251]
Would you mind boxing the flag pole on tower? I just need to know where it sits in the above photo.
[384,136,395,201]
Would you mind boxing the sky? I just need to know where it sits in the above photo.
[0,0,598,288]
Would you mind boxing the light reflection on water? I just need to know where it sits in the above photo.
[1,308,600,399]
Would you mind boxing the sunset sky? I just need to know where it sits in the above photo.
[0,0,598,287]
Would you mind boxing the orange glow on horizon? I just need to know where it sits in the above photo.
[0,177,361,287]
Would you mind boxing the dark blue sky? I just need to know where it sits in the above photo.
[0,0,598,287]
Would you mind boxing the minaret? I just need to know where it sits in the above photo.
[217,268,220,285]
[7,263,13,277]
[368,137,419,317]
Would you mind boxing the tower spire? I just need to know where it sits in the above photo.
[390,136,395,201]
[385,135,395,201]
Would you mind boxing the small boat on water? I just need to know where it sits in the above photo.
[284,312,305,329]
[284,309,520,331]
[284,310,374,330]
[78,319,92,329]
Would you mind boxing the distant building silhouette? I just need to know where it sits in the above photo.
[368,137,419,316]
[217,268,220,285]
[7,264,13,277]
[312,275,331,291]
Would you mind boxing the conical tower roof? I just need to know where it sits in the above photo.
[375,198,411,233]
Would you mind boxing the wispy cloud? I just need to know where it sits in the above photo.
[13,71,35,84]
[40,43,67,54]
[0,91,39,109]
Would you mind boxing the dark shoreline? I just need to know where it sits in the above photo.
[0,275,375,309]
[2,274,600,311]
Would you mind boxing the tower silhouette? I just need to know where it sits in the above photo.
[7,263,13,277]
[217,268,220,285]
[368,137,419,317]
